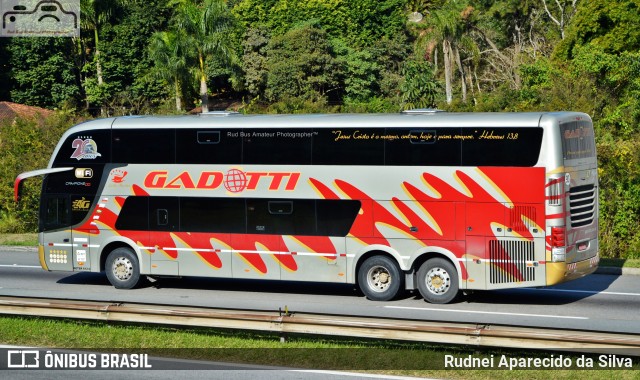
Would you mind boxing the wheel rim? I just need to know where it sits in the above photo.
[425,266,450,295]
[366,265,392,293]
[112,256,134,282]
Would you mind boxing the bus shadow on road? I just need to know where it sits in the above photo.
[57,272,361,297]
[56,272,620,306]
[461,273,621,306]
[56,272,425,301]
[152,276,367,298]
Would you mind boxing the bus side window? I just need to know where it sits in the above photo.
[316,200,361,236]
[384,128,461,166]
[247,199,315,235]
[41,195,70,231]
[115,197,149,231]
[268,201,293,215]
[157,209,169,226]
[176,129,242,164]
[197,131,220,144]
[113,129,176,164]
[243,129,312,165]
[312,128,384,165]
[149,197,179,231]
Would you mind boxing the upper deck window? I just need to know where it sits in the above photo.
[53,125,543,167]
[52,129,111,166]
[113,129,175,164]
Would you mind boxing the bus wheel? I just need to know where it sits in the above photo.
[358,255,403,301]
[416,258,459,304]
[105,248,141,289]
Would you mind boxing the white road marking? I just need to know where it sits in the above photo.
[521,288,640,297]
[385,305,588,320]
[292,369,434,379]
[0,264,41,269]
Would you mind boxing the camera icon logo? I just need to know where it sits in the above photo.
[1,0,79,37]
[7,350,40,368]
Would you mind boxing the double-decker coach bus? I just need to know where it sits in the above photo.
[15,110,599,304]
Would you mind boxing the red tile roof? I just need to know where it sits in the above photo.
[0,101,54,122]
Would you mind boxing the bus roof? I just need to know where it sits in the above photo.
[69,111,589,132]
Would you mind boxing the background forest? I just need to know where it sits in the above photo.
[0,0,639,259]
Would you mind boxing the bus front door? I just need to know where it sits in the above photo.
[41,195,74,271]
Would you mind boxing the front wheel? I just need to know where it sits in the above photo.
[105,248,141,289]
[416,258,459,304]
[357,255,403,301]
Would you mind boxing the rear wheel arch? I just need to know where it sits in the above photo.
[104,246,142,289]
[356,250,405,301]
[100,241,141,272]
[409,250,464,290]
[412,254,461,304]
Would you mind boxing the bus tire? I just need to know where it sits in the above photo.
[416,258,459,304]
[105,247,141,289]
[358,255,403,301]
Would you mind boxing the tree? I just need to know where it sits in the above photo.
[80,0,120,87]
[88,0,171,114]
[540,0,578,40]
[169,0,237,113]
[264,25,339,102]
[556,0,640,59]
[233,0,406,48]
[241,27,270,98]
[422,1,478,104]
[8,38,80,108]
[148,31,189,111]
[0,39,11,101]
[400,59,440,109]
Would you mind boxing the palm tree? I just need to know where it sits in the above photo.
[148,31,189,111]
[169,0,236,113]
[423,1,479,104]
[80,0,119,86]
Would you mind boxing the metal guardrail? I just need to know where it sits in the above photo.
[0,296,638,356]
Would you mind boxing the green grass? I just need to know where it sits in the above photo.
[0,233,37,246]
[0,315,636,378]
[599,258,640,269]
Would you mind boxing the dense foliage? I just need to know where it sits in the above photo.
[0,0,639,258]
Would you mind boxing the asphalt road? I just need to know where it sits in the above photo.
[1,248,639,335]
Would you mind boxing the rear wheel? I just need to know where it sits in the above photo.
[105,248,141,289]
[416,258,459,304]
[358,255,403,301]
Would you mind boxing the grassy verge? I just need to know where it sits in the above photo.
[0,233,37,246]
[599,258,640,269]
[0,315,637,378]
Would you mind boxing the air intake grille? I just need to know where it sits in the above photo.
[569,185,596,228]
[489,240,535,284]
